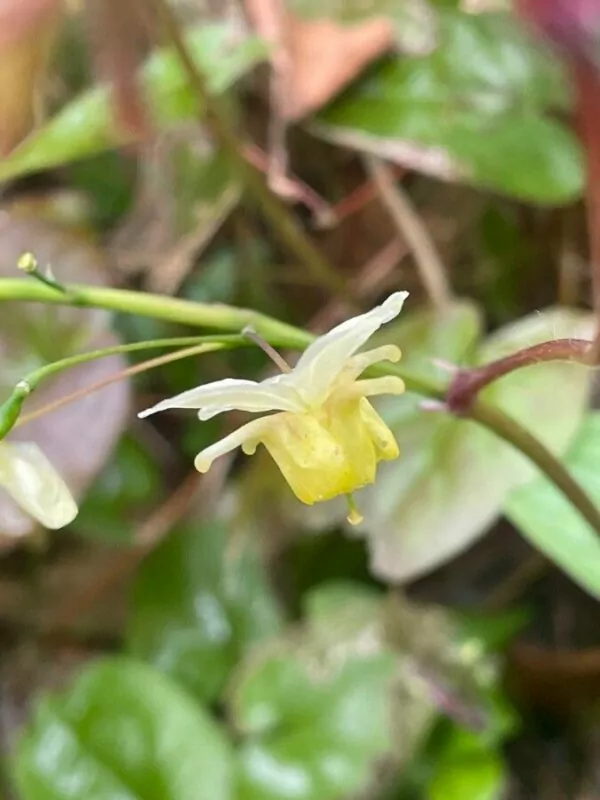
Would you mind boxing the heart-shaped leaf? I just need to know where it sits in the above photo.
[315,11,583,203]
[230,581,501,800]
[231,586,395,800]
[13,658,234,800]
[355,306,593,582]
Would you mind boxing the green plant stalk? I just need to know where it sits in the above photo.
[0,279,437,393]
[0,334,246,439]
[0,277,310,345]
[471,401,600,537]
[1,277,600,539]
[21,334,245,392]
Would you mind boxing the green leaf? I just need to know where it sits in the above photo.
[355,306,592,582]
[455,608,529,652]
[230,581,503,800]
[13,658,234,800]
[382,296,483,384]
[400,699,513,799]
[315,12,583,203]
[0,25,268,182]
[128,523,283,704]
[505,414,600,598]
[289,0,438,54]
[235,657,394,800]
[428,746,506,800]
[231,589,396,800]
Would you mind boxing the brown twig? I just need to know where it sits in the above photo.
[447,338,593,415]
[153,0,349,299]
[485,553,549,612]
[572,57,600,364]
[365,155,452,313]
[308,238,406,332]
[325,165,406,226]
[243,143,331,221]
[573,57,600,362]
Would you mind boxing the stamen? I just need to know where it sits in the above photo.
[346,493,364,526]
[243,326,293,374]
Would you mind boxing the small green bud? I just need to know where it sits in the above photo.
[17,253,68,293]
[17,252,38,273]
[0,381,31,439]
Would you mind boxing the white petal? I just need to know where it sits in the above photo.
[291,292,409,403]
[138,376,305,420]
[0,442,78,530]
[194,417,273,472]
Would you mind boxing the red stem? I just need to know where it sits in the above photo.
[447,338,592,415]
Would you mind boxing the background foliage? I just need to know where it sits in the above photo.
[1,0,600,798]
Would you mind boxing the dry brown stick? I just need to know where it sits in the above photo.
[485,553,549,612]
[573,58,600,363]
[365,155,453,313]
[309,238,407,332]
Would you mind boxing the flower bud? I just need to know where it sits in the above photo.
[0,381,30,440]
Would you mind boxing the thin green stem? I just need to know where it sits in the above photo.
[0,335,245,439]
[0,278,311,348]
[22,335,244,392]
[0,276,599,543]
[18,342,246,429]
[471,402,600,537]
[0,278,439,392]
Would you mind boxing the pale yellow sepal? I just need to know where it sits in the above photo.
[0,441,77,530]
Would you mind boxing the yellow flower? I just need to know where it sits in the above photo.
[139,292,408,515]
[0,441,77,530]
